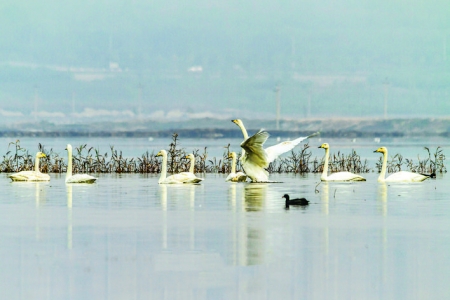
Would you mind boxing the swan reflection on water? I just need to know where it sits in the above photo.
[157,182,266,267]
[159,184,197,250]
[377,182,388,216]
[243,183,267,211]
[10,182,49,241]
[66,184,73,249]
[320,182,329,215]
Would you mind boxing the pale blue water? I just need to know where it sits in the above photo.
[0,138,449,299]
[0,171,449,299]
[1,136,448,161]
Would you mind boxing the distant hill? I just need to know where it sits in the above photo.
[1,117,449,138]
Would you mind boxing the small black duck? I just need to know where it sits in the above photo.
[282,194,309,207]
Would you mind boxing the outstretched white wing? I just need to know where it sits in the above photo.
[240,130,270,168]
[265,132,319,163]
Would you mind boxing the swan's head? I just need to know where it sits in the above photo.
[185,153,195,160]
[231,119,243,128]
[318,143,329,150]
[374,147,387,154]
[65,144,72,151]
[36,152,46,158]
[155,150,167,157]
[227,152,236,159]
[282,194,289,200]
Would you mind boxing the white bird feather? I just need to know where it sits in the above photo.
[232,119,318,182]
[65,144,97,183]
[225,152,247,182]
[374,146,431,182]
[156,150,203,184]
[8,152,50,182]
[319,143,366,181]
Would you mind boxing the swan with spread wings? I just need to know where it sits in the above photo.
[232,119,318,182]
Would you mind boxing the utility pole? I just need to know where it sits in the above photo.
[383,78,389,119]
[275,85,281,130]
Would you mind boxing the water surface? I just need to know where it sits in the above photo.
[1,171,449,299]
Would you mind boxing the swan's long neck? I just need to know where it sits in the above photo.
[321,148,329,180]
[379,150,388,182]
[66,148,73,180]
[231,153,236,174]
[237,122,249,158]
[159,152,168,183]
[238,123,249,140]
[34,154,41,172]
[189,156,195,173]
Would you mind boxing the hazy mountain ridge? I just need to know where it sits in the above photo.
[1,117,449,138]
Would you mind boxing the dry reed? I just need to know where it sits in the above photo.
[0,135,446,175]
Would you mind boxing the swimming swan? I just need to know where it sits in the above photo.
[374,146,431,182]
[65,144,97,183]
[319,143,366,181]
[225,152,247,182]
[184,153,196,174]
[232,119,318,182]
[8,152,50,182]
[180,153,204,180]
[156,150,203,184]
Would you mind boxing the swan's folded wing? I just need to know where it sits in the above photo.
[265,132,319,163]
[66,174,97,183]
[176,172,204,183]
[240,130,270,168]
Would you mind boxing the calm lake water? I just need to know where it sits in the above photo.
[1,137,449,299]
[2,135,449,159]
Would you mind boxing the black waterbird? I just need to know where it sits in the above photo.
[282,194,309,207]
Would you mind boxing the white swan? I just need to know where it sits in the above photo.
[180,153,204,180]
[232,119,318,182]
[374,146,431,182]
[225,152,247,182]
[319,143,366,181]
[8,152,50,181]
[156,150,203,184]
[185,153,196,174]
[65,144,97,183]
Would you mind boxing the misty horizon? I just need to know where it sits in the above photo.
[1,0,449,121]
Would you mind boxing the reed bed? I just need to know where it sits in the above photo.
[313,149,371,174]
[0,135,446,175]
[378,146,446,175]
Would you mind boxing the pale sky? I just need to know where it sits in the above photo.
[0,0,449,122]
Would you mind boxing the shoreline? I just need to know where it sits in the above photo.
[1,117,449,138]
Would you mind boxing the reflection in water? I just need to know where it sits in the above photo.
[377,182,388,285]
[34,182,46,241]
[228,183,237,211]
[159,184,167,249]
[156,182,268,269]
[159,184,197,250]
[66,184,73,249]
[320,182,329,215]
[319,182,330,257]
[9,182,49,241]
[32,182,48,207]
[189,185,195,250]
[244,183,267,212]
[377,183,388,217]
[242,183,267,265]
